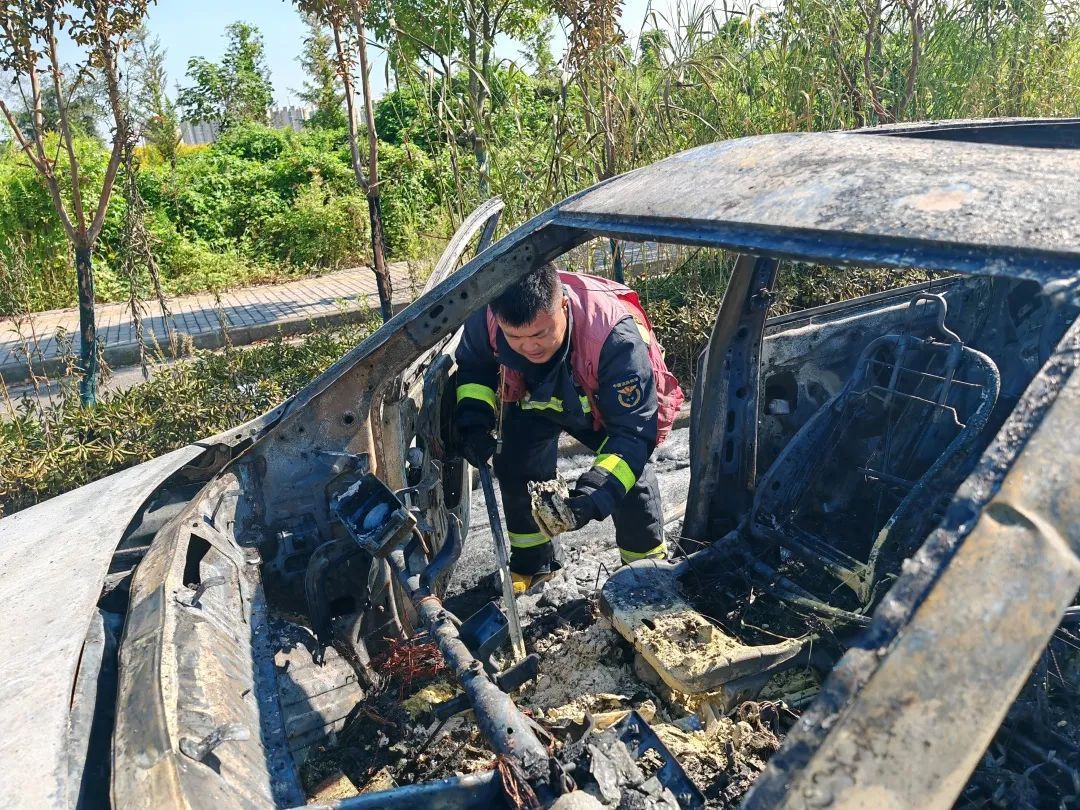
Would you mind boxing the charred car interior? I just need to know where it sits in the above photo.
[3,119,1079,810]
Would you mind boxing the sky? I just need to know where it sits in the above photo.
[144,0,672,108]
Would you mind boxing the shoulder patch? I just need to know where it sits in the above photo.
[613,374,643,408]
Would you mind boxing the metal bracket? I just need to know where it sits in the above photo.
[331,474,417,558]
[179,722,250,762]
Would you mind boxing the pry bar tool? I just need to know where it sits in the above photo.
[478,463,527,662]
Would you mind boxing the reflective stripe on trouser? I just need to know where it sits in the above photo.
[493,406,664,574]
[493,406,561,576]
[610,463,665,562]
[508,531,549,549]
[620,542,667,564]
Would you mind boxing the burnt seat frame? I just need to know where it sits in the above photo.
[748,294,1001,607]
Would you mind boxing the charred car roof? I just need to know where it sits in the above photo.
[1,118,1078,810]
[555,125,1080,283]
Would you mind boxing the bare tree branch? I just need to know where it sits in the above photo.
[859,0,890,121]
[0,97,47,175]
[87,3,132,243]
[898,0,924,119]
[330,19,369,193]
[45,12,88,234]
[25,53,53,171]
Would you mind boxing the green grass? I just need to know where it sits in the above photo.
[0,316,378,516]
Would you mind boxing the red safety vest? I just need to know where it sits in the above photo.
[486,272,685,446]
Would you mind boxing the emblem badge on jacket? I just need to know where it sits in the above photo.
[614,375,643,408]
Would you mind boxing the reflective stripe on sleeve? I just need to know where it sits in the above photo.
[521,396,564,412]
[457,383,497,410]
[594,453,637,492]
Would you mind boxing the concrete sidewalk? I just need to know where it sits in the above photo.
[0,264,417,384]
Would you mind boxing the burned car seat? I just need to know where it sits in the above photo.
[601,293,1001,704]
[748,293,1001,604]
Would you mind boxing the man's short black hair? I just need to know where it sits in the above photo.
[490,263,561,327]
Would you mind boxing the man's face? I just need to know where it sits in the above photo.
[496,294,568,364]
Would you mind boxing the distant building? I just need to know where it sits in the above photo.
[180,105,313,146]
[180,119,218,146]
[269,106,311,132]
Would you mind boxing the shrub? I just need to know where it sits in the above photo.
[378,142,443,258]
[261,176,370,269]
[161,239,277,294]
[0,316,379,516]
[214,122,293,161]
[0,142,78,313]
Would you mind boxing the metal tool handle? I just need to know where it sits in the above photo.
[478,464,527,662]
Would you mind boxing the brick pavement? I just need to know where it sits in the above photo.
[0,264,417,384]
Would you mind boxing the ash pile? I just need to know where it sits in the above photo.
[291,431,803,808]
[284,428,1079,808]
[295,563,806,809]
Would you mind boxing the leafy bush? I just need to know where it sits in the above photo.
[378,142,445,258]
[0,142,79,312]
[262,177,370,269]
[213,122,293,161]
[0,123,450,314]
[0,316,378,516]
[159,238,277,295]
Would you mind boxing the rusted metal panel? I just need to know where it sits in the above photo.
[685,254,778,540]
[743,316,1080,809]
[859,116,1080,148]
[556,132,1080,285]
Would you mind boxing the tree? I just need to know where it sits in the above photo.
[521,16,557,78]
[13,70,105,142]
[370,0,549,198]
[346,3,394,322]
[373,81,441,149]
[129,28,181,165]
[558,0,627,280]
[297,16,347,129]
[294,0,393,322]
[0,0,153,406]
[638,27,669,69]
[177,22,274,130]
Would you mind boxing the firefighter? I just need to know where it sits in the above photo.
[454,262,685,592]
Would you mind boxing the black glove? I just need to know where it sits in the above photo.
[567,466,613,526]
[459,425,497,468]
[565,491,597,530]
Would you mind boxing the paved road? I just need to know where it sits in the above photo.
[0,264,418,385]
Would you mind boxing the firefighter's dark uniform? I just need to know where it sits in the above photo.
[454,302,665,572]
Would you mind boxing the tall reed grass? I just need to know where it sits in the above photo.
[471,0,1080,226]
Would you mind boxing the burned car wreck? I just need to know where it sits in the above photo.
[2,118,1079,810]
